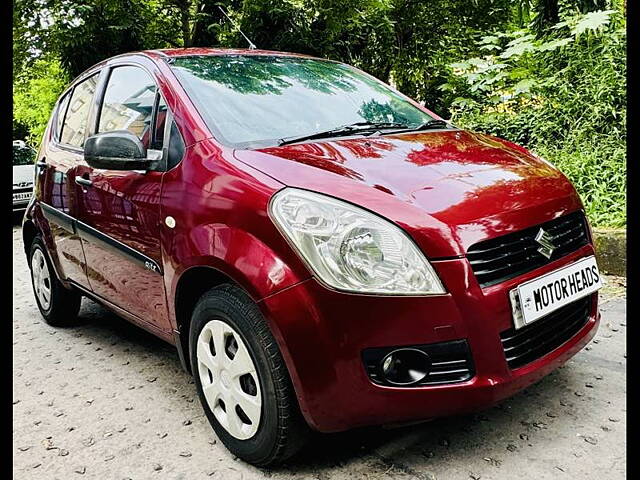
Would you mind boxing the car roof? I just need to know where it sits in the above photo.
[144,47,319,60]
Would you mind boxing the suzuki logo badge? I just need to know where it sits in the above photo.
[534,228,555,259]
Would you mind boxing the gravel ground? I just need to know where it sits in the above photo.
[12,222,626,479]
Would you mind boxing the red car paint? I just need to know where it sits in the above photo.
[24,48,599,433]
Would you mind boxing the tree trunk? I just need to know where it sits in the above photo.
[531,0,559,34]
[191,0,224,47]
[538,0,559,26]
[177,0,192,47]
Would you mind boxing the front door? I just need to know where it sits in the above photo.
[75,64,170,332]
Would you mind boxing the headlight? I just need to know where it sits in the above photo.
[269,188,446,295]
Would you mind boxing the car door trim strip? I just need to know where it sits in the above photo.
[75,220,163,275]
[40,202,76,235]
[40,202,162,275]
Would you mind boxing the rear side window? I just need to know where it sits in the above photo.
[60,74,99,148]
[98,66,157,149]
[54,93,71,141]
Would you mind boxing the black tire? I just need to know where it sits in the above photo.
[189,284,309,466]
[29,236,82,326]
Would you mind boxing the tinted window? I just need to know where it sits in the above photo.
[171,55,434,147]
[13,146,36,166]
[152,95,167,150]
[166,121,185,170]
[60,74,99,147]
[98,66,157,149]
[55,93,71,141]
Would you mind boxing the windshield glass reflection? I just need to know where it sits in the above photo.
[171,55,434,147]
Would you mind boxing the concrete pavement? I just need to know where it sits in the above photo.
[12,224,626,479]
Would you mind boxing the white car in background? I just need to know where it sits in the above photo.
[13,140,36,211]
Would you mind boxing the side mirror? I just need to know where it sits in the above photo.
[84,131,156,170]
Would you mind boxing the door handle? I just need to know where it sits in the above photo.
[75,176,93,187]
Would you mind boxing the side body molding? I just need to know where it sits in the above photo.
[40,203,75,235]
[75,221,163,275]
[40,202,163,275]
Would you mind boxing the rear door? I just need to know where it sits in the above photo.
[38,73,101,289]
[74,63,171,332]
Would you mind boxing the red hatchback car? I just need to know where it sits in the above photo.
[23,48,602,465]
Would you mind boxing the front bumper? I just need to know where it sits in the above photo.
[259,244,599,433]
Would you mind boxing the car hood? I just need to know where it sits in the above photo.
[233,129,582,258]
[13,165,34,187]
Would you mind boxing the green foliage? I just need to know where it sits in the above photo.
[445,8,625,227]
[224,0,515,115]
[13,58,69,146]
[12,0,625,227]
[46,0,151,77]
[386,0,513,114]
[536,141,625,228]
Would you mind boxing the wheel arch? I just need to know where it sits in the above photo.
[173,265,239,374]
[22,217,38,259]
[167,223,311,374]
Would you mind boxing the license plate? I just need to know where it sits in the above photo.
[510,256,601,329]
[13,192,32,201]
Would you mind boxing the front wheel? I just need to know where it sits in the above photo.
[29,236,81,326]
[189,284,308,466]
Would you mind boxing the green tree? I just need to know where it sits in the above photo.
[47,0,151,77]
[444,8,626,226]
[12,0,626,227]
[13,57,69,145]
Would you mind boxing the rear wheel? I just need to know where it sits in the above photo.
[189,284,308,466]
[29,236,81,326]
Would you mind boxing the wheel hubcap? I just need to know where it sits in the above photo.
[31,249,51,311]
[197,319,262,440]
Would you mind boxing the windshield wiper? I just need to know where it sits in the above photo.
[346,121,410,129]
[399,119,451,132]
[277,121,409,146]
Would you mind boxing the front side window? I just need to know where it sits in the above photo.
[60,74,99,147]
[170,55,434,148]
[98,66,157,149]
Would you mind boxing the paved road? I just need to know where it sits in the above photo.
[13,223,626,479]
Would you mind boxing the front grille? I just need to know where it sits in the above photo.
[362,339,475,387]
[467,211,589,287]
[500,295,592,370]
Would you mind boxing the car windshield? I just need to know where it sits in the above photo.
[170,55,435,148]
[13,146,35,166]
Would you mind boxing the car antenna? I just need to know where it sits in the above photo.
[218,6,257,50]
